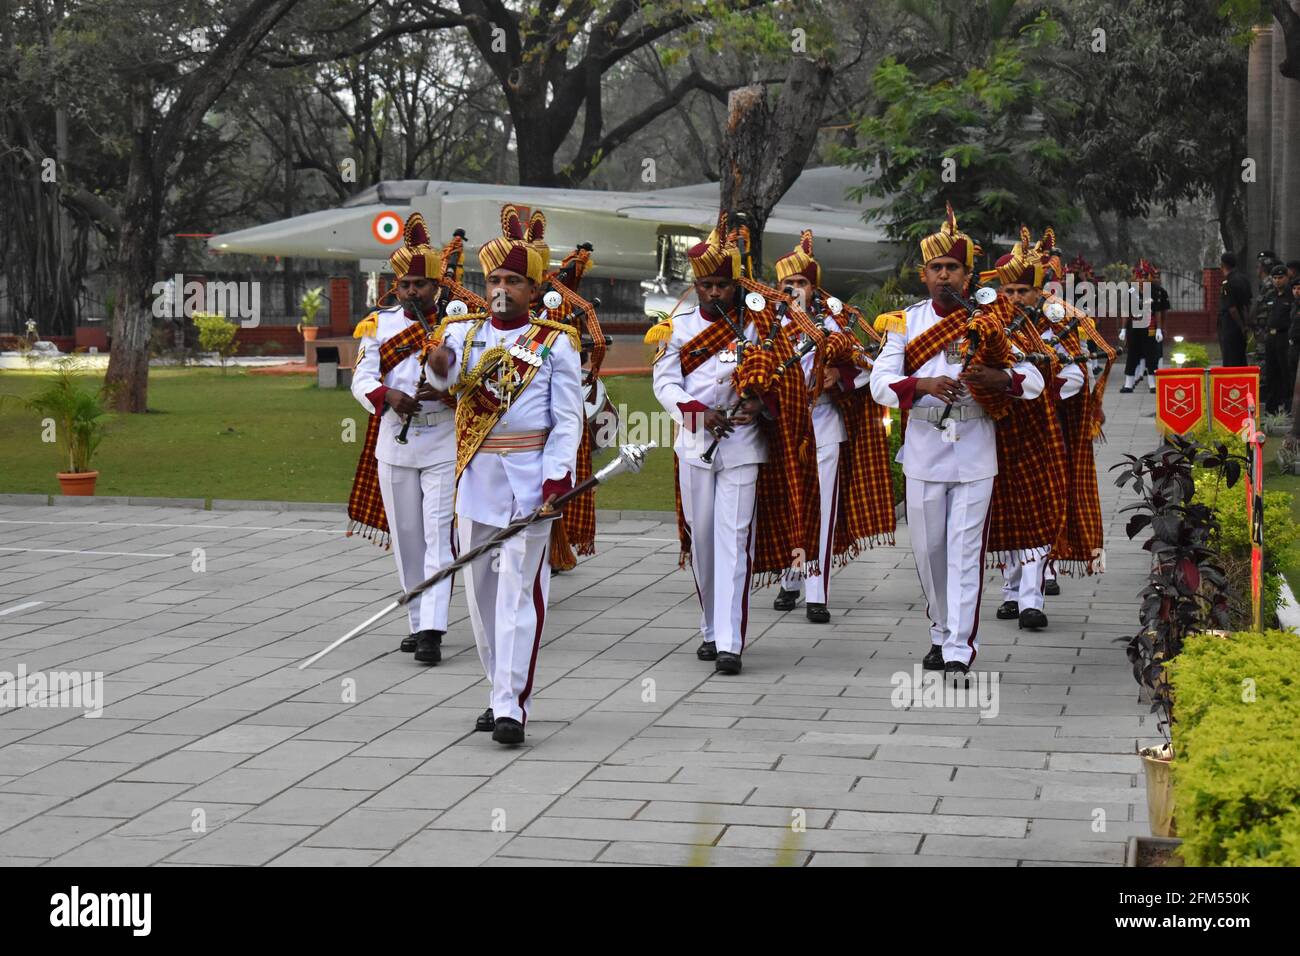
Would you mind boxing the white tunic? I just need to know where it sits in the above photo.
[869,299,1044,483]
[350,305,455,469]
[652,306,767,470]
[440,316,584,526]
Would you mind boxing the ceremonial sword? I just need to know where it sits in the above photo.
[298,442,657,669]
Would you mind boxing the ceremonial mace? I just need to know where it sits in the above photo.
[298,442,657,669]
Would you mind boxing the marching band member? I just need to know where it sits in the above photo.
[981,229,1071,631]
[869,204,1044,679]
[428,205,584,745]
[650,214,818,675]
[770,231,896,622]
[347,214,457,665]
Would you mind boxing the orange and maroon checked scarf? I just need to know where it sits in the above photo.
[830,387,897,562]
[1054,379,1104,573]
[345,320,449,548]
[671,312,820,589]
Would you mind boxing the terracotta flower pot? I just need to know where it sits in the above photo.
[57,470,98,496]
[301,327,319,342]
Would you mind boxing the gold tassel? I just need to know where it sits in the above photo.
[353,312,379,338]
[644,317,673,346]
[874,310,907,336]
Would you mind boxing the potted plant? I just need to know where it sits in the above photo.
[297,286,324,343]
[3,358,111,495]
[1111,435,1243,844]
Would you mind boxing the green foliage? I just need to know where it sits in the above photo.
[2,359,110,473]
[1169,342,1210,368]
[837,8,1076,250]
[299,287,324,328]
[850,278,912,327]
[193,312,239,374]
[1168,631,1300,865]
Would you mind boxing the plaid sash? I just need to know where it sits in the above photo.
[986,388,1069,566]
[345,319,436,548]
[829,387,897,563]
[1053,385,1104,573]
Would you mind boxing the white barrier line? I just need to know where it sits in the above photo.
[0,519,344,534]
[0,601,44,617]
[0,547,175,558]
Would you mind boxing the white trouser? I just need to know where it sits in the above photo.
[1044,560,1056,583]
[905,476,993,666]
[459,516,551,724]
[1001,551,1049,611]
[680,462,758,655]
[377,459,455,633]
[782,441,840,604]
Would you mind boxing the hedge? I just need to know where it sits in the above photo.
[1167,631,1300,865]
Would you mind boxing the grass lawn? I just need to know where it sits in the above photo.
[2,366,902,513]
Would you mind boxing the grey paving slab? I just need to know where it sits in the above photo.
[0,378,1166,864]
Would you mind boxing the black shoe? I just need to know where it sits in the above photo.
[944,660,970,684]
[806,603,830,624]
[475,708,495,732]
[773,588,800,611]
[413,629,443,664]
[1044,579,1060,597]
[922,645,945,670]
[1120,386,1133,393]
[1018,608,1048,630]
[492,717,525,745]
[996,600,1020,620]
[715,652,742,675]
[400,634,418,653]
[696,640,717,661]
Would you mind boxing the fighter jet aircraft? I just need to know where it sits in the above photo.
[207,166,899,313]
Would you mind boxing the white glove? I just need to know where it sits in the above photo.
[1118,327,1127,343]
[1155,328,1164,344]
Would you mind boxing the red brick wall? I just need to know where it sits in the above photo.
[75,327,109,351]
[329,277,352,336]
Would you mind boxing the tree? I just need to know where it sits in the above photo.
[838,9,1075,258]
[719,57,834,268]
[418,0,773,187]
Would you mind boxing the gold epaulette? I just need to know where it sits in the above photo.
[874,310,907,336]
[353,311,380,339]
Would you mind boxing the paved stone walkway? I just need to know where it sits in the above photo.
[0,376,1165,866]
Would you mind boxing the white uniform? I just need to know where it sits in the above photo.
[779,314,855,605]
[870,299,1044,665]
[351,305,456,636]
[653,306,765,655]
[439,315,583,724]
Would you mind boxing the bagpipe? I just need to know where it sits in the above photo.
[932,284,1016,428]
[698,215,823,464]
